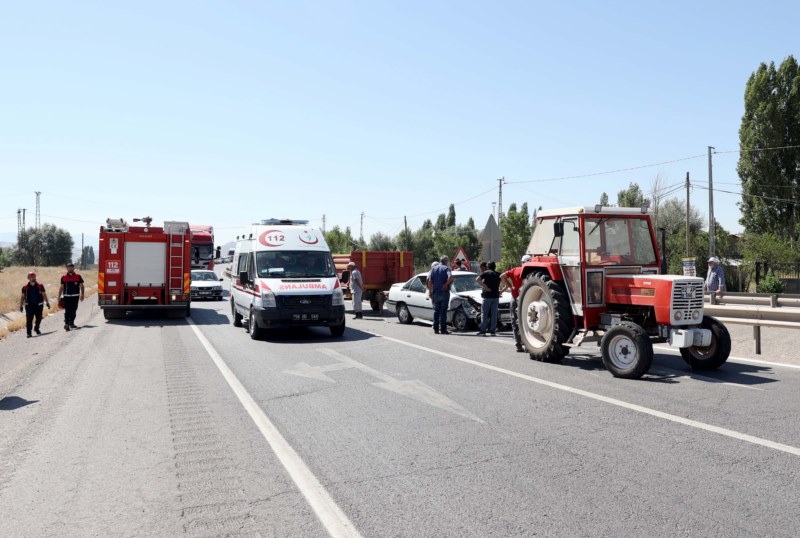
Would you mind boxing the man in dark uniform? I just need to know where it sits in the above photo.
[19,271,50,338]
[59,262,85,331]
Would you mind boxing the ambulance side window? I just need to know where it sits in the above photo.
[237,253,249,276]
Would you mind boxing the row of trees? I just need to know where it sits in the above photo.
[0,224,93,270]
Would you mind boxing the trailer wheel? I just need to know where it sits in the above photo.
[397,304,413,324]
[370,297,381,312]
[601,322,653,379]
[518,273,573,363]
[452,307,468,332]
[231,301,243,327]
[679,315,731,370]
[248,308,264,340]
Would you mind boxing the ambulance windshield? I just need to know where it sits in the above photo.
[255,250,336,278]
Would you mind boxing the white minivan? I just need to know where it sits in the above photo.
[230,219,346,338]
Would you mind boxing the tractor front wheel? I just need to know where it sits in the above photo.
[600,322,653,379]
[518,273,573,363]
[679,316,731,370]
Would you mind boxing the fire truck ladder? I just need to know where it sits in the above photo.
[166,222,189,295]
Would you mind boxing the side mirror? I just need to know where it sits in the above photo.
[553,222,564,237]
[341,269,350,284]
[239,271,249,284]
[215,246,221,259]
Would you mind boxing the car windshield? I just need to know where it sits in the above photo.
[451,273,482,293]
[192,271,218,281]
[255,250,336,278]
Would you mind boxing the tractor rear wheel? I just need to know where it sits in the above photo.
[518,273,573,363]
[600,322,653,379]
[679,315,731,370]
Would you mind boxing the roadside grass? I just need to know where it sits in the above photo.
[0,265,97,339]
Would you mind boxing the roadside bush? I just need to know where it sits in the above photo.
[756,272,785,294]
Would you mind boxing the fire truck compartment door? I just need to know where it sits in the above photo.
[125,242,167,286]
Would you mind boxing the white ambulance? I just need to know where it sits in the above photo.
[230,219,346,338]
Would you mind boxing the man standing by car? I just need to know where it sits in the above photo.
[59,262,84,331]
[348,261,365,319]
[501,255,531,352]
[427,255,453,334]
[19,271,50,338]
[476,261,501,335]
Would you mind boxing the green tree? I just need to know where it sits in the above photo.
[324,225,357,254]
[435,213,447,230]
[466,217,475,229]
[0,247,9,270]
[367,232,396,251]
[446,204,456,228]
[82,245,96,265]
[617,182,649,208]
[738,55,800,243]
[411,220,436,272]
[499,202,531,270]
[599,192,609,206]
[13,224,73,266]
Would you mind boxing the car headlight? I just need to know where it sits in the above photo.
[261,289,277,308]
[332,288,344,306]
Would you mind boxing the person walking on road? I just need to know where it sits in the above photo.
[705,256,726,298]
[19,271,50,338]
[348,261,364,319]
[59,262,85,331]
[427,256,453,334]
[501,255,531,352]
[476,261,501,336]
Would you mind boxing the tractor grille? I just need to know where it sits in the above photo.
[278,295,328,309]
[671,280,704,325]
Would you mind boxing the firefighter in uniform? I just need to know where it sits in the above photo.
[19,271,50,338]
[59,262,85,331]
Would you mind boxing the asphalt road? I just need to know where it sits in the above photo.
[2,279,800,537]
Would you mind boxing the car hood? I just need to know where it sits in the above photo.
[454,289,511,304]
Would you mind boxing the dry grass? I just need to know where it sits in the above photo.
[0,265,97,339]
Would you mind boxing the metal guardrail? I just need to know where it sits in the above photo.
[704,292,800,354]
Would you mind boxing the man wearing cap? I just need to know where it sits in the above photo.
[59,262,85,331]
[19,271,50,338]
[500,255,532,352]
[705,256,726,298]
[427,255,453,334]
[348,261,364,319]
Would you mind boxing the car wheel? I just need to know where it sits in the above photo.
[452,307,468,332]
[397,304,413,324]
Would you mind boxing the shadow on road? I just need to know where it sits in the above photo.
[0,396,39,411]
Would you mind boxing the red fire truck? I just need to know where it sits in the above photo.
[97,217,192,319]
[190,224,215,270]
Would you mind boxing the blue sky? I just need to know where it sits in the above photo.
[1,1,797,250]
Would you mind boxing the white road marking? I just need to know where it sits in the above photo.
[653,344,800,370]
[187,320,363,538]
[378,334,800,458]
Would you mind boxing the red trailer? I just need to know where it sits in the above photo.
[336,251,414,311]
[98,217,192,319]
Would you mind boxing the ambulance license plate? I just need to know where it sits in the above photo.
[293,313,318,321]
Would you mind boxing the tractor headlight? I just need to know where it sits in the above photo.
[674,311,683,321]
[691,310,700,320]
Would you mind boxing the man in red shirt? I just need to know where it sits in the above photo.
[59,262,85,331]
[500,255,531,352]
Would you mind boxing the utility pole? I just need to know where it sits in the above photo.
[403,216,409,250]
[708,146,715,257]
[685,172,691,257]
[322,214,326,234]
[35,191,41,230]
[497,177,505,224]
[359,211,365,247]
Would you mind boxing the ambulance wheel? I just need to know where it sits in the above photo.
[330,322,345,337]
[679,315,731,370]
[231,301,243,327]
[601,322,653,379]
[518,273,573,363]
[248,308,264,340]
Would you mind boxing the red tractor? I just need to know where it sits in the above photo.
[517,206,731,379]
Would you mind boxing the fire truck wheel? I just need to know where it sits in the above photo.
[518,273,573,363]
[397,304,413,324]
[679,315,731,370]
[248,308,264,340]
[452,307,468,332]
[103,310,125,320]
[601,322,653,379]
[231,301,243,327]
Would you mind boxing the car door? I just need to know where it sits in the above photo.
[404,275,433,320]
